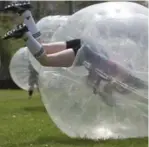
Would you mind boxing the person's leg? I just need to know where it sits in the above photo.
[42,39,81,55]
[42,42,67,54]
[25,30,81,67]
[28,88,34,99]
[2,24,81,67]
[3,1,40,40]
[22,9,40,40]
[2,2,81,67]
[28,37,82,67]
[44,49,75,67]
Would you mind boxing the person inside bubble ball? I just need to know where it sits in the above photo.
[2,2,81,68]
[2,2,146,95]
[28,62,39,99]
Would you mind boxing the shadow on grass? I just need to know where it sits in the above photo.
[23,106,46,113]
[36,135,101,145]
[2,136,148,147]
[2,136,101,147]
[35,136,147,146]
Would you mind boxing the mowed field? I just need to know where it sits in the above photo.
[0,90,147,147]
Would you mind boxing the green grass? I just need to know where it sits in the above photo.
[0,90,147,147]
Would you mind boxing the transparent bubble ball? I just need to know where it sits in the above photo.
[9,47,38,90]
[31,15,69,72]
[37,15,69,43]
[39,2,148,140]
[9,16,69,90]
[51,2,148,41]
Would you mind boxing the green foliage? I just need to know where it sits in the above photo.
[0,14,24,79]
[0,15,24,56]
[0,14,24,78]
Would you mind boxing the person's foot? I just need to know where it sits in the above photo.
[28,89,34,99]
[2,24,28,40]
[1,1,32,15]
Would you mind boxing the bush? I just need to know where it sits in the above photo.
[0,14,24,81]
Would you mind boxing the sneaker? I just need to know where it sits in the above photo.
[2,1,32,15]
[2,24,28,40]
[28,89,34,99]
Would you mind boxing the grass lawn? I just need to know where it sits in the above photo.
[0,90,147,147]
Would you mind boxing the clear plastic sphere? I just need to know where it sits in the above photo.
[9,16,69,90]
[30,15,69,72]
[39,2,148,139]
[51,2,148,41]
[37,15,69,43]
[9,47,39,91]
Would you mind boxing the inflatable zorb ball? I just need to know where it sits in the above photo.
[9,47,39,91]
[30,15,69,72]
[9,16,69,90]
[51,2,148,41]
[39,2,148,140]
[37,15,69,43]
